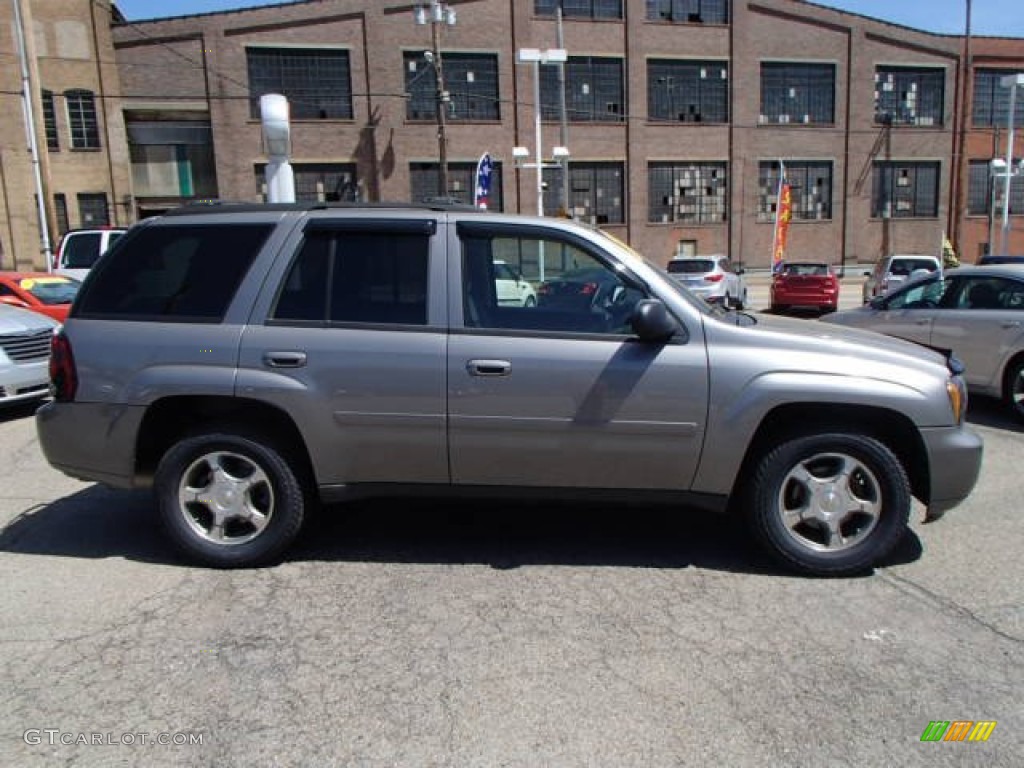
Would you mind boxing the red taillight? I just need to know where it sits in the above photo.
[538,283,551,294]
[580,282,598,295]
[705,274,724,283]
[49,331,78,402]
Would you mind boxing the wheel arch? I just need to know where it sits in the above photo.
[135,395,315,490]
[729,403,930,511]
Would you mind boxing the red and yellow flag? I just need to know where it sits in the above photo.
[771,178,792,274]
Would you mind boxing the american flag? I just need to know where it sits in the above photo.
[474,153,493,209]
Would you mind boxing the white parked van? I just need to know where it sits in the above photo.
[54,227,127,281]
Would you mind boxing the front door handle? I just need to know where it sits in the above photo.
[263,351,307,368]
[467,359,511,377]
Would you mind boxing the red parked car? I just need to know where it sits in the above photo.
[0,272,80,323]
[770,262,840,314]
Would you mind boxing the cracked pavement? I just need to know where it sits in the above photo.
[0,399,1021,767]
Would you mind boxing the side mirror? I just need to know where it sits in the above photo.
[631,299,679,342]
[0,296,29,309]
[863,270,871,277]
[869,295,886,310]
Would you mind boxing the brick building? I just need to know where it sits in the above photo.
[2,1,1022,271]
[0,0,131,270]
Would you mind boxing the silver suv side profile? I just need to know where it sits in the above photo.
[37,204,982,575]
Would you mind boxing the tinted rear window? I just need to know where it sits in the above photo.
[668,260,714,274]
[76,224,272,321]
[782,263,829,276]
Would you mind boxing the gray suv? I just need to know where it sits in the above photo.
[37,203,982,575]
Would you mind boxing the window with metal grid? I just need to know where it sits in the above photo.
[760,63,835,125]
[973,69,1024,127]
[968,159,1024,215]
[41,90,58,151]
[540,56,624,122]
[77,193,109,227]
[871,161,940,218]
[757,161,833,221]
[645,0,729,23]
[648,162,728,223]
[54,194,69,235]
[409,162,504,209]
[647,60,728,123]
[254,163,359,203]
[404,52,500,121]
[542,162,624,224]
[246,48,353,120]
[65,89,100,149]
[874,67,944,126]
[535,0,622,19]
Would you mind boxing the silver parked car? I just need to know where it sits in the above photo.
[0,302,58,407]
[36,203,981,575]
[666,255,747,308]
[862,253,942,303]
[825,265,1024,421]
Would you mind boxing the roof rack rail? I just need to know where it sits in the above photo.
[161,199,485,216]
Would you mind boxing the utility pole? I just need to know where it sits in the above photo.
[11,0,53,269]
[556,5,570,217]
[415,2,457,198]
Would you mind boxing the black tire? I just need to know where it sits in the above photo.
[771,304,786,314]
[154,431,306,568]
[524,295,537,308]
[745,433,910,576]
[1004,358,1024,423]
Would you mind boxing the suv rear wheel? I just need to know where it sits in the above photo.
[747,433,910,576]
[154,431,306,568]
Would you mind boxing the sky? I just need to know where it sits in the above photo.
[112,0,1024,37]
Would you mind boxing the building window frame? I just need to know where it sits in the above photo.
[246,47,353,121]
[77,193,110,227]
[759,62,836,125]
[41,90,59,151]
[648,161,728,224]
[65,89,100,150]
[255,163,359,203]
[409,161,503,209]
[542,161,625,224]
[54,193,69,235]
[404,51,500,122]
[871,161,940,219]
[645,0,729,24]
[540,56,625,123]
[967,159,1023,216]
[972,69,1024,128]
[874,66,945,127]
[534,1,623,20]
[647,59,729,124]
[757,161,834,222]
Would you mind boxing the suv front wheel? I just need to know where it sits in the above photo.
[154,431,306,568]
[747,433,911,576]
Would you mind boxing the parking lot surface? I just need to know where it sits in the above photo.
[1,372,1021,766]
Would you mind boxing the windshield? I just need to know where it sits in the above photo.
[890,258,938,276]
[19,276,80,305]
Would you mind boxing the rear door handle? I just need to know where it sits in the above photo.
[1002,321,1021,329]
[467,359,511,377]
[263,351,307,368]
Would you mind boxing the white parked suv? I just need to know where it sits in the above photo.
[862,254,942,303]
[667,255,747,309]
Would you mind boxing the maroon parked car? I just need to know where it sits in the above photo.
[770,262,840,314]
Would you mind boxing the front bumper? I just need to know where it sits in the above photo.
[0,360,50,405]
[919,424,984,521]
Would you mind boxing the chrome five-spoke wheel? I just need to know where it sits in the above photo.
[178,451,274,546]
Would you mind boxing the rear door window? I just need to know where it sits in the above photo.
[62,232,103,268]
[75,224,273,321]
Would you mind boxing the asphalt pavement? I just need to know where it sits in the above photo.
[0,325,1021,766]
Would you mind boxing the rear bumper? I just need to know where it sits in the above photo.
[36,401,146,488]
[919,424,984,521]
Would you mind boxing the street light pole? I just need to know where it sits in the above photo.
[999,74,1024,256]
[415,2,456,198]
[517,47,567,217]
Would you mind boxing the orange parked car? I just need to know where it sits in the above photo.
[0,272,81,323]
